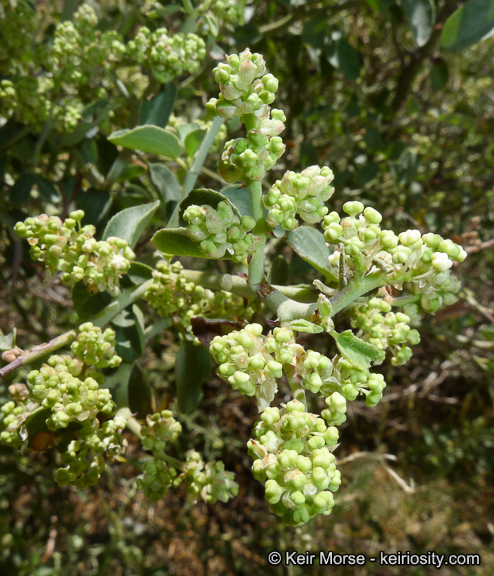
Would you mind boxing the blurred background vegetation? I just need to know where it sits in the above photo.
[0,0,493,574]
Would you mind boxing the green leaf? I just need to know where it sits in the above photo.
[392,149,420,185]
[221,185,253,217]
[35,176,61,203]
[77,188,112,228]
[149,163,181,219]
[127,261,154,286]
[113,308,145,363]
[177,122,201,145]
[205,12,219,36]
[0,328,16,352]
[102,200,159,249]
[430,59,449,91]
[331,330,381,370]
[364,127,384,152]
[355,162,380,187]
[365,0,396,16]
[152,228,219,259]
[301,16,328,48]
[104,362,134,409]
[268,255,289,285]
[441,0,494,51]
[287,227,338,283]
[108,125,181,159]
[176,341,211,414]
[290,320,324,334]
[10,173,36,204]
[327,34,361,81]
[179,188,240,226]
[140,83,176,128]
[184,129,206,158]
[128,362,153,417]
[72,282,113,322]
[401,0,435,47]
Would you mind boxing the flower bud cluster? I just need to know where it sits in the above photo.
[71,323,122,369]
[27,355,115,430]
[0,335,125,488]
[55,416,126,489]
[127,27,206,84]
[180,450,239,504]
[183,201,256,262]
[265,166,335,230]
[248,400,340,526]
[14,211,135,294]
[0,3,214,132]
[207,49,286,182]
[137,410,183,500]
[349,298,420,366]
[141,410,182,456]
[321,357,387,412]
[322,203,467,293]
[198,0,245,34]
[145,259,254,330]
[209,325,333,410]
[0,384,33,449]
[407,274,462,316]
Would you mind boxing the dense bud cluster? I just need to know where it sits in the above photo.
[349,298,420,366]
[136,412,238,504]
[198,0,245,34]
[126,27,206,84]
[0,328,125,487]
[264,166,335,230]
[145,258,254,329]
[184,201,256,261]
[322,203,466,291]
[248,401,340,526]
[0,385,33,449]
[0,3,214,131]
[71,323,122,369]
[55,416,126,488]
[137,410,182,500]
[180,450,239,504]
[14,211,135,294]
[321,358,387,411]
[28,356,114,430]
[207,49,286,182]
[209,325,333,409]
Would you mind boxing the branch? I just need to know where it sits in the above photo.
[0,279,154,379]
[0,330,77,379]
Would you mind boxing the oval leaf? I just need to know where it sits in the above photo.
[113,308,145,363]
[103,200,159,249]
[290,319,324,334]
[152,228,228,259]
[139,83,176,128]
[108,125,181,159]
[221,185,253,217]
[441,0,494,51]
[179,188,241,226]
[176,341,211,413]
[331,330,381,370]
[401,0,435,47]
[287,227,338,283]
[430,59,449,91]
[72,282,113,321]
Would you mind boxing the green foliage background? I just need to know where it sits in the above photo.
[0,0,493,574]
